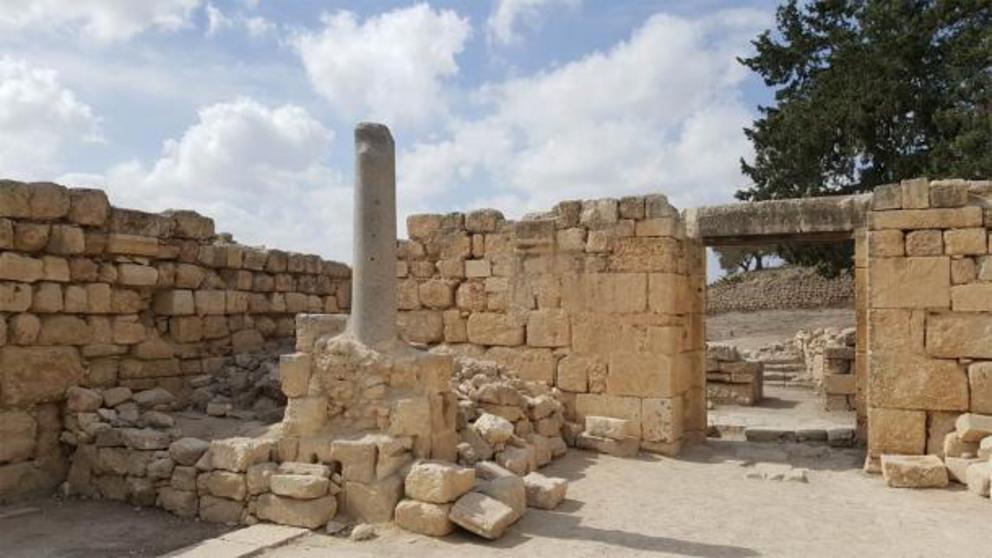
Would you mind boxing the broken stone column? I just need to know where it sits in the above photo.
[348,122,397,347]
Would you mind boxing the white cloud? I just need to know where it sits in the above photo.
[400,9,768,219]
[205,3,232,35]
[487,0,579,46]
[294,4,471,128]
[61,98,354,261]
[0,0,203,41]
[0,57,101,180]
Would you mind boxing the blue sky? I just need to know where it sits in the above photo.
[0,0,779,267]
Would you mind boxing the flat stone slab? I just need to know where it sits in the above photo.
[165,525,308,558]
[881,455,949,488]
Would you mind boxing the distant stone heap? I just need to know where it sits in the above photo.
[704,343,763,406]
[706,266,854,314]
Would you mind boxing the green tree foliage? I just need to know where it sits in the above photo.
[737,0,991,271]
[714,245,775,274]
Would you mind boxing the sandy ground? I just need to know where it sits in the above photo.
[707,308,854,350]
[0,497,234,558]
[709,384,855,432]
[255,444,989,558]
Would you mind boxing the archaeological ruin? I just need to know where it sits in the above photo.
[3,122,992,544]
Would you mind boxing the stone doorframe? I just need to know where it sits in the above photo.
[685,194,871,441]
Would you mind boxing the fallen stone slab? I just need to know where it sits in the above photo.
[880,455,949,488]
[449,492,516,540]
[522,472,567,509]
[473,413,514,447]
[269,474,329,500]
[575,433,638,457]
[394,499,455,537]
[476,475,526,522]
[584,416,630,441]
[744,427,795,443]
[405,461,475,504]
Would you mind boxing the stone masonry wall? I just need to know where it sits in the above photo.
[866,178,992,465]
[0,180,350,501]
[394,195,707,454]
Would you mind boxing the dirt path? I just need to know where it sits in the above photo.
[255,443,988,558]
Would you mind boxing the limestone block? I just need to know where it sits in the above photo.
[557,355,598,393]
[870,207,983,230]
[526,309,569,348]
[408,214,443,240]
[867,229,905,257]
[31,282,63,313]
[158,488,198,517]
[170,316,203,343]
[68,188,110,225]
[270,474,329,500]
[0,346,83,405]
[967,362,992,414]
[609,237,681,273]
[606,352,676,398]
[522,472,567,510]
[419,279,455,309]
[27,183,70,218]
[580,199,619,229]
[170,438,209,467]
[955,413,992,442]
[66,386,102,411]
[930,180,969,207]
[0,282,32,312]
[106,234,159,257]
[575,432,639,457]
[868,407,926,457]
[466,209,503,233]
[394,499,455,537]
[86,283,111,313]
[473,413,514,446]
[944,228,986,255]
[455,282,486,312]
[868,257,949,309]
[965,462,991,496]
[38,315,91,345]
[901,178,930,209]
[574,394,641,437]
[15,222,50,252]
[0,252,44,282]
[210,438,272,472]
[121,428,171,450]
[636,217,680,238]
[950,258,977,284]
[880,455,948,488]
[484,347,555,384]
[584,416,629,441]
[926,313,992,358]
[206,471,248,501]
[951,284,992,312]
[198,494,244,524]
[345,475,402,523]
[563,274,647,314]
[246,462,278,495]
[868,309,923,351]
[449,492,516,540]
[47,225,85,255]
[330,438,377,483]
[824,373,856,395]
[476,474,526,522]
[0,411,36,463]
[641,397,683,443]
[904,230,942,256]
[945,456,981,483]
[405,461,475,504]
[398,310,444,344]
[466,313,525,346]
[868,352,967,411]
[942,432,978,458]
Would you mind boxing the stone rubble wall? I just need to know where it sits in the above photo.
[706,266,854,314]
[394,195,707,455]
[865,178,992,466]
[0,180,350,502]
[793,328,856,410]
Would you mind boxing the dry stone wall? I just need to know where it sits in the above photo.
[0,180,350,501]
[395,195,707,454]
[866,178,992,467]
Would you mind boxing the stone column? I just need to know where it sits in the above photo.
[348,122,397,346]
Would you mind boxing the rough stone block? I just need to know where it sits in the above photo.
[641,397,683,443]
[206,471,248,501]
[466,313,525,346]
[270,474,329,500]
[256,494,336,529]
[68,188,110,226]
[926,313,992,359]
[484,346,554,384]
[880,455,949,488]
[395,499,455,537]
[575,433,639,457]
[0,252,44,282]
[199,495,244,524]
[869,257,949,309]
[965,462,991,496]
[944,228,987,255]
[522,472,567,510]
[405,461,475,504]
[870,207,983,230]
[449,492,515,540]
[0,346,83,405]
[0,411,36,463]
[345,475,402,523]
[951,284,992,312]
[868,229,905,257]
[868,407,926,457]
[868,352,967,411]
[606,352,676,398]
[526,309,569,348]
[955,413,992,442]
[904,230,942,256]
[210,438,272,472]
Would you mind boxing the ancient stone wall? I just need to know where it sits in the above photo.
[394,195,707,454]
[865,178,992,466]
[0,180,350,501]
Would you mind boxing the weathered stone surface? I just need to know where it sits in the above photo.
[466,313,525,346]
[584,416,629,441]
[66,386,102,412]
[158,487,198,517]
[473,413,514,447]
[199,495,244,524]
[0,346,83,405]
[0,411,36,463]
[345,476,403,523]
[868,257,949,309]
[522,472,567,510]
[394,499,455,537]
[945,456,981,484]
[270,474,329,500]
[449,492,516,540]
[476,474,526,522]
[880,455,949,488]
[965,462,991,496]
[205,471,247,501]
[574,394,641,437]
[867,352,967,411]
[484,346,555,384]
[927,313,992,358]
[868,408,926,456]
[330,438,377,483]
[575,433,639,457]
[0,252,44,282]
[405,461,475,504]
[256,493,337,529]
[210,438,272,472]
[955,413,992,442]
